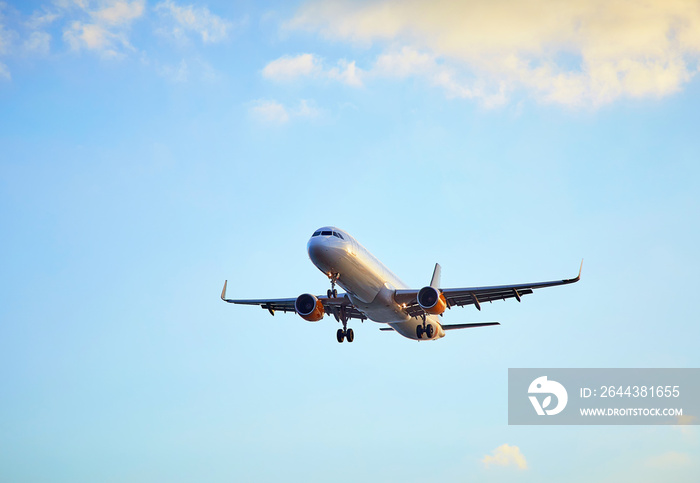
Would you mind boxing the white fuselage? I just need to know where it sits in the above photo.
[307,227,445,340]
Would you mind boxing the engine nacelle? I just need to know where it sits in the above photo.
[295,293,325,322]
[417,286,447,315]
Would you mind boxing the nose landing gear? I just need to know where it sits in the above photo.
[326,272,339,299]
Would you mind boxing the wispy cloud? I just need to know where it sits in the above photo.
[23,31,51,55]
[482,444,528,470]
[250,99,290,124]
[249,98,322,124]
[285,0,700,108]
[0,3,14,79]
[0,61,9,80]
[263,53,320,80]
[157,58,189,82]
[155,57,220,83]
[327,58,362,87]
[262,53,363,86]
[0,1,234,82]
[61,1,145,58]
[155,0,232,43]
[26,13,59,30]
[93,0,145,26]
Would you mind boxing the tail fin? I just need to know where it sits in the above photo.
[430,263,441,288]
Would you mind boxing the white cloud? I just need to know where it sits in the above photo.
[295,99,321,118]
[155,0,231,43]
[23,31,51,55]
[286,0,700,107]
[93,0,144,26]
[327,59,362,86]
[482,444,528,470]
[26,10,61,30]
[262,53,320,81]
[262,53,364,86]
[63,20,131,57]
[0,60,9,80]
[374,46,435,78]
[249,99,323,124]
[250,99,290,124]
[0,4,14,79]
[154,57,220,83]
[0,7,13,56]
[61,1,144,57]
[372,46,508,104]
[157,58,189,82]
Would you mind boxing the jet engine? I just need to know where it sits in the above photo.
[295,293,325,322]
[417,286,447,315]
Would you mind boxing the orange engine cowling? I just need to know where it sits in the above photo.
[295,293,325,322]
[417,286,447,315]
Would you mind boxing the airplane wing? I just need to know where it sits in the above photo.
[393,261,582,317]
[220,281,367,321]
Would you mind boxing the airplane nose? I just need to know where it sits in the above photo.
[307,236,345,271]
[307,237,323,258]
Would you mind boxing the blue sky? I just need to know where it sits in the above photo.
[1,1,699,481]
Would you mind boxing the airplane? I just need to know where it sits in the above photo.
[221,226,581,343]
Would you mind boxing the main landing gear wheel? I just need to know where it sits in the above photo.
[336,328,354,343]
[327,289,338,298]
[416,324,434,339]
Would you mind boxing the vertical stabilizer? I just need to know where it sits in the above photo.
[430,263,442,288]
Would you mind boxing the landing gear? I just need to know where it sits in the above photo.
[336,327,354,343]
[327,273,339,298]
[416,323,434,339]
[336,305,354,343]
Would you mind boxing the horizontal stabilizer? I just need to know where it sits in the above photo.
[442,322,500,330]
[380,322,500,332]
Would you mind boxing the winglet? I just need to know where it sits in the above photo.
[221,280,228,301]
[430,263,442,288]
[567,259,583,284]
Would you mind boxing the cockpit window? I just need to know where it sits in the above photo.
[333,231,344,239]
[312,231,321,236]
[321,230,332,236]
